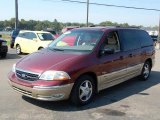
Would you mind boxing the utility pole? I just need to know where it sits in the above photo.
[86,0,89,27]
[159,15,160,38]
[15,0,18,30]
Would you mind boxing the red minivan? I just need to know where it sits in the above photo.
[8,27,155,105]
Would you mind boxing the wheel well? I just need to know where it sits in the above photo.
[38,47,43,50]
[78,72,98,93]
[145,58,152,68]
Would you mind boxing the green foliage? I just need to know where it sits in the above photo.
[0,18,158,32]
[99,21,131,27]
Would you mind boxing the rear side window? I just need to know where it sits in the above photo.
[28,32,37,39]
[18,32,37,40]
[118,29,141,51]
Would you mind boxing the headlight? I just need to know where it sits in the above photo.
[2,42,7,46]
[12,64,16,73]
[39,71,71,81]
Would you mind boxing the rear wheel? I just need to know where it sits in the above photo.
[16,45,22,55]
[70,75,96,106]
[140,61,151,81]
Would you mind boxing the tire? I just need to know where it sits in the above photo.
[16,45,22,55]
[70,75,96,106]
[1,52,7,58]
[140,61,151,81]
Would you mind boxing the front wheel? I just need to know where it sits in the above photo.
[140,61,151,81]
[70,75,96,106]
[38,47,44,50]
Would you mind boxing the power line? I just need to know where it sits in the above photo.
[45,0,160,12]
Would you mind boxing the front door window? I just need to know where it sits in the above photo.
[103,31,120,52]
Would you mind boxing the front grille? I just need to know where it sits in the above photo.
[16,70,39,81]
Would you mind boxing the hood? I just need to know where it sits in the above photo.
[41,41,53,48]
[16,49,87,74]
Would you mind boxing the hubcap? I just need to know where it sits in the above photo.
[79,80,93,102]
[143,64,150,79]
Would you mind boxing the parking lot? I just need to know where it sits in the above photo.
[0,48,160,120]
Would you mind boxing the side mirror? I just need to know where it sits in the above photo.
[100,48,115,56]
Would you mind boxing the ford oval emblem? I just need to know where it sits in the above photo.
[22,74,26,78]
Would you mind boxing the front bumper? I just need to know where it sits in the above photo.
[8,79,74,101]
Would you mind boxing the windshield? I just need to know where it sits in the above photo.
[48,30,104,52]
[37,33,55,40]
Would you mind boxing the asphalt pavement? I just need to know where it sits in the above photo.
[0,48,160,120]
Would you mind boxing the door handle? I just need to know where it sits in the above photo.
[129,54,133,57]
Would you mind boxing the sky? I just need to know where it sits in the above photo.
[0,0,160,26]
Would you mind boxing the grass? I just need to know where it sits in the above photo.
[1,34,11,46]
[7,40,10,46]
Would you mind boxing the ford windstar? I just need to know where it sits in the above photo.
[8,27,155,105]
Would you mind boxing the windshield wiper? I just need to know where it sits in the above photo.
[53,48,64,51]
[48,47,64,51]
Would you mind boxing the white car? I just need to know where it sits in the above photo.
[14,30,55,54]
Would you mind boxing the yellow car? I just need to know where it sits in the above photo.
[14,31,55,54]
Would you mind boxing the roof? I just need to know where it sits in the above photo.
[72,26,141,32]
[19,30,50,34]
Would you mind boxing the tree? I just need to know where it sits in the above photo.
[0,18,157,32]
[53,19,62,32]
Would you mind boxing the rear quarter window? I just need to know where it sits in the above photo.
[137,30,153,47]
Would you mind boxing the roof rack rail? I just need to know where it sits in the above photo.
[116,26,141,29]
